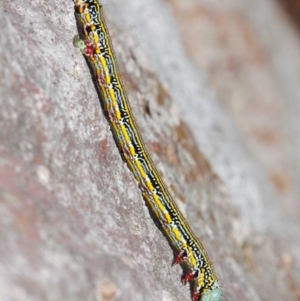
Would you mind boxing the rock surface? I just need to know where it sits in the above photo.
[0,0,299,301]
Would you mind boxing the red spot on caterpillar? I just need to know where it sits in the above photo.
[192,291,200,301]
[172,249,187,265]
[83,40,94,57]
[181,270,197,285]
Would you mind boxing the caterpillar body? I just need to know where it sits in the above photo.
[72,1,222,300]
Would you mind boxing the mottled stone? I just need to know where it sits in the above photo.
[0,1,299,301]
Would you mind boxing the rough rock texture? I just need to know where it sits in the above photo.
[1,0,299,301]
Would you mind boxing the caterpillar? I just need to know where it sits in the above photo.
[72,1,222,300]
